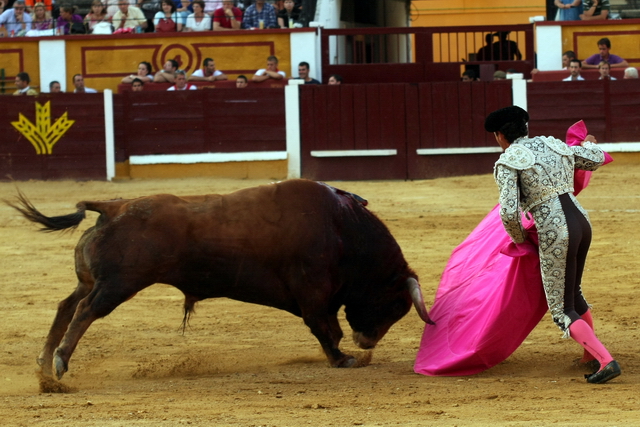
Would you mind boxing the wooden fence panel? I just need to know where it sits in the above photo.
[0,94,106,180]
[608,81,640,142]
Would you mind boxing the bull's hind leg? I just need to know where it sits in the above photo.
[38,279,94,377]
[52,280,146,380]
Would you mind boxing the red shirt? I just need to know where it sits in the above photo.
[213,6,242,29]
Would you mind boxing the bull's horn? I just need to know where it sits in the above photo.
[407,278,435,325]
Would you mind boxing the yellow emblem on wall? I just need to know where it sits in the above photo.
[11,101,75,155]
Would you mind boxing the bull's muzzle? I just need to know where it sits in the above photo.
[352,331,378,349]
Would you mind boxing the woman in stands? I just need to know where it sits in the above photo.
[56,4,84,34]
[84,0,108,33]
[154,0,182,32]
[184,0,211,31]
[121,61,154,84]
[31,2,52,30]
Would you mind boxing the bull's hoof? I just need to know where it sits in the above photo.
[53,354,68,380]
[334,356,357,368]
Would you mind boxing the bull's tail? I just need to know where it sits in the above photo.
[5,191,86,232]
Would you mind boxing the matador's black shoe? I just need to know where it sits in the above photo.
[585,360,621,384]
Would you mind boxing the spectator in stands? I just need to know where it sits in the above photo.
[554,0,582,21]
[203,0,222,17]
[168,70,198,90]
[14,72,38,95]
[580,0,609,20]
[493,70,507,80]
[154,59,179,82]
[122,61,154,84]
[0,1,32,36]
[84,0,108,33]
[56,4,84,34]
[623,67,638,79]
[562,50,576,69]
[112,0,147,31]
[73,74,98,93]
[236,74,248,88]
[213,0,241,30]
[131,78,144,91]
[492,31,522,61]
[598,61,616,80]
[461,70,478,82]
[31,2,52,30]
[328,74,342,85]
[277,0,300,28]
[297,62,320,84]
[242,0,276,29]
[185,0,211,31]
[475,33,495,61]
[49,80,61,93]
[173,0,190,25]
[563,59,584,81]
[154,0,182,32]
[582,38,629,69]
[189,57,227,82]
[25,0,53,13]
[252,55,286,82]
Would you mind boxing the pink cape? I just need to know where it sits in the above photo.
[414,121,613,376]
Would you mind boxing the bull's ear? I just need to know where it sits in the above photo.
[407,278,434,325]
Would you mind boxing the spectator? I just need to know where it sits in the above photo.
[30,2,52,30]
[563,59,584,81]
[56,4,84,34]
[121,61,153,83]
[173,0,190,25]
[84,0,108,33]
[297,61,320,84]
[252,55,285,82]
[73,74,98,93]
[582,38,629,69]
[236,74,248,87]
[277,0,299,28]
[168,70,197,90]
[184,0,211,31]
[562,50,576,69]
[580,0,609,20]
[242,0,276,29]
[493,70,507,80]
[203,0,222,17]
[461,70,477,82]
[154,59,179,82]
[212,0,241,30]
[189,57,227,81]
[492,31,522,61]
[112,0,147,31]
[14,72,38,95]
[476,33,495,61]
[25,0,52,12]
[49,80,61,93]
[0,1,32,36]
[327,74,342,85]
[554,0,582,21]
[154,0,181,32]
[131,77,144,91]
[598,60,616,80]
[623,67,638,79]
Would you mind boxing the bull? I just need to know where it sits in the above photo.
[7,179,432,381]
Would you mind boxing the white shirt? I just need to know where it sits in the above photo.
[255,69,286,78]
[191,69,223,78]
[185,13,212,31]
[563,75,585,81]
[168,85,198,91]
[74,87,98,93]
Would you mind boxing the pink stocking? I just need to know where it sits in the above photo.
[569,319,613,371]
[579,310,596,363]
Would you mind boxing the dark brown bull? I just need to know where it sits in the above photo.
[7,179,432,381]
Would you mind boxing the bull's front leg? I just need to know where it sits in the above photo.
[303,313,356,368]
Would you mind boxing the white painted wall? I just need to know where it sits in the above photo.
[536,24,563,71]
[39,40,66,93]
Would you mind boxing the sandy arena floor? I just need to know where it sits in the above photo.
[0,162,638,426]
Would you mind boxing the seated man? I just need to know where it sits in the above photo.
[49,80,62,93]
[598,61,616,80]
[236,75,248,88]
[582,38,629,69]
[0,1,32,36]
[188,58,227,82]
[154,59,179,83]
[213,0,242,30]
[73,74,98,93]
[242,0,277,29]
[131,78,144,91]
[252,55,285,82]
[168,70,198,91]
[112,0,147,31]
[296,62,320,84]
[580,0,609,20]
[327,74,342,85]
[563,59,584,81]
[623,67,639,79]
[14,72,38,95]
